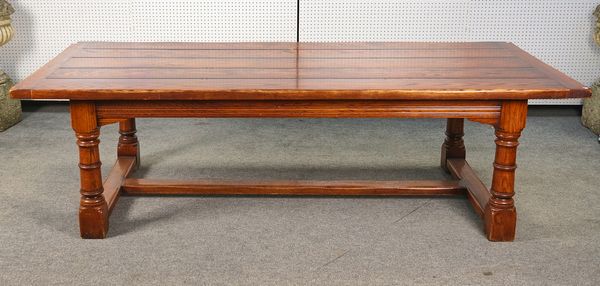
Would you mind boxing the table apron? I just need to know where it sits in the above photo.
[93,100,502,122]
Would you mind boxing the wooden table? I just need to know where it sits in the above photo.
[11,42,590,241]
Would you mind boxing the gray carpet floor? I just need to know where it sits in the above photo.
[0,103,599,285]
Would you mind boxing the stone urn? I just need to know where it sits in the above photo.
[0,0,21,131]
[582,5,600,138]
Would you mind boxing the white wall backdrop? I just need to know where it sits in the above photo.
[1,0,599,104]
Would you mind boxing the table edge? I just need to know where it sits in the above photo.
[10,87,591,101]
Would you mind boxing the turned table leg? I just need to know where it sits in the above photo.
[441,118,466,172]
[71,101,108,239]
[485,101,527,241]
[118,119,140,170]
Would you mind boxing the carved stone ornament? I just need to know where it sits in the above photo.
[0,0,14,45]
[582,4,600,137]
[0,0,20,131]
[595,5,600,46]
[0,0,14,16]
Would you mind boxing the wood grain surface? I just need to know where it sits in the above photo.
[11,42,590,100]
[122,179,466,196]
[38,42,571,241]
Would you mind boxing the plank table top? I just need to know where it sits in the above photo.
[10,42,590,101]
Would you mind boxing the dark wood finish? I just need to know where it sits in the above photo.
[103,156,136,214]
[504,43,589,95]
[11,42,589,100]
[440,118,466,172]
[70,101,108,239]
[485,100,528,241]
[117,119,140,170]
[122,179,466,196]
[12,42,591,241]
[446,158,490,218]
[95,100,502,120]
[49,67,545,80]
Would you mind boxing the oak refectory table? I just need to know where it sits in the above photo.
[11,42,590,241]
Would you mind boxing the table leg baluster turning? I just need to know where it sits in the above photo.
[485,101,527,241]
[71,101,108,239]
[441,118,466,172]
[117,118,140,170]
